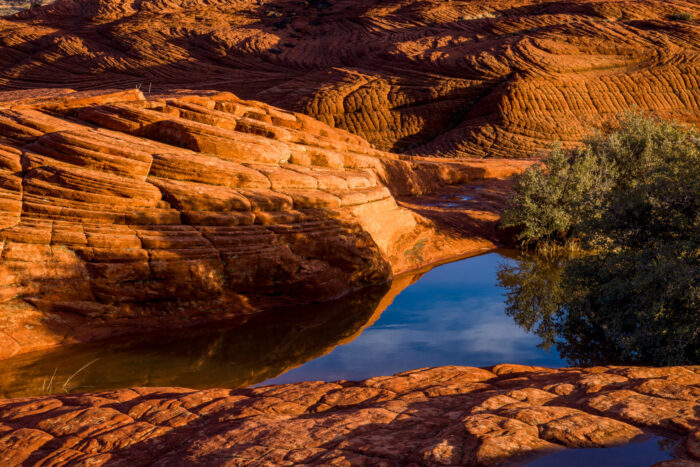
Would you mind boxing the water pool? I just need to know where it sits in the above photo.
[266,250,564,385]
[0,251,563,398]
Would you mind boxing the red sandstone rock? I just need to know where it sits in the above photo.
[1,0,697,158]
[0,3,695,464]
[0,365,697,465]
[0,89,531,358]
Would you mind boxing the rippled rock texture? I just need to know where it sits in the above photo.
[0,88,531,358]
[1,0,698,157]
[0,365,698,465]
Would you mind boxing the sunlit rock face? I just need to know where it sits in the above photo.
[1,0,698,157]
[0,88,531,358]
[0,364,698,465]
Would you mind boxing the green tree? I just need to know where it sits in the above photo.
[498,113,699,365]
[502,112,698,247]
[500,144,603,245]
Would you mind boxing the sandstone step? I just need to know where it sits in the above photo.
[149,152,270,189]
[148,177,252,212]
[29,130,153,179]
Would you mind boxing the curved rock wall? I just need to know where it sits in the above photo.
[1,0,698,157]
[0,88,530,358]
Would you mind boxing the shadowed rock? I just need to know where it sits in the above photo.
[0,282,397,398]
[0,364,698,465]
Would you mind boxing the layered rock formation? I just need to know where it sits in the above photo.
[0,88,531,358]
[1,0,698,157]
[0,364,698,465]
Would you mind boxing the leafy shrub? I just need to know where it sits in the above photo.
[498,113,699,365]
[670,11,693,21]
[500,145,603,244]
[502,112,699,247]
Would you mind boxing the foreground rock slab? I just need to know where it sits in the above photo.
[0,364,698,466]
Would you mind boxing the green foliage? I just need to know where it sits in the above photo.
[498,113,699,365]
[500,145,602,244]
[502,112,699,247]
[670,11,693,21]
[581,114,699,249]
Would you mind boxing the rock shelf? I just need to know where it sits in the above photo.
[1,0,698,157]
[0,364,698,465]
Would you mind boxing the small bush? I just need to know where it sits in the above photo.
[500,144,604,245]
[670,11,693,21]
[502,112,699,247]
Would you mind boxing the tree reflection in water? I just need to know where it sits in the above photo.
[497,248,699,367]
[497,251,568,352]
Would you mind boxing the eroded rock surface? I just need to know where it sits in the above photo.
[1,0,698,157]
[0,365,698,465]
[0,88,530,358]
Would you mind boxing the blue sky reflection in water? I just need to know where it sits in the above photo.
[0,250,566,399]
[524,435,675,466]
[266,251,565,385]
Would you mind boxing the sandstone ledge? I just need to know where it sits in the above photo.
[0,88,532,359]
[0,364,698,466]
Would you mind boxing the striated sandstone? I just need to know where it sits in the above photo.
[0,365,698,465]
[0,0,698,157]
[0,88,531,358]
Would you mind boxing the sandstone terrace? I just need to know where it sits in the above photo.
[0,364,699,465]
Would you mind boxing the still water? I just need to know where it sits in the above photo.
[266,251,564,385]
[522,435,675,466]
[0,251,680,464]
[0,251,563,398]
